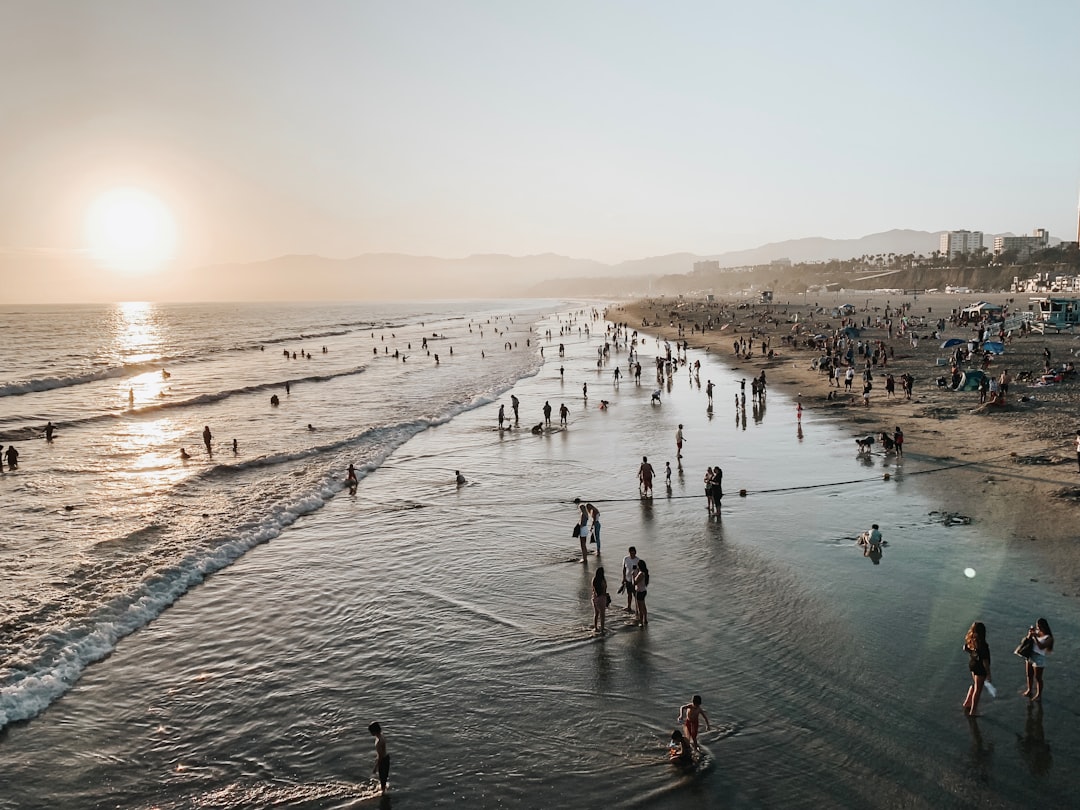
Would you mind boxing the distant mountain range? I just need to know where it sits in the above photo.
[178,229,1042,300]
[2,229,1050,303]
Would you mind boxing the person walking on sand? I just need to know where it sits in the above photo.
[962,621,992,716]
[675,424,685,459]
[678,695,710,750]
[621,547,640,612]
[1022,618,1054,702]
[368,722,390,794]
[638,456,655,496]
[591,567,608,632]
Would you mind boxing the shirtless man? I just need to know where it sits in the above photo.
[678,695,711,750]
[368,722,390,794]
[638,456,655,496]
[675,425,685,459]
[621,547,640,612]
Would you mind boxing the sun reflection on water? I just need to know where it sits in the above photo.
[112,302,170,407]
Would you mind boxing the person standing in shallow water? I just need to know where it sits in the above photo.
[591,567,608,632]
[577,502,590,561]
[202,425,213,454]
[962,621,992,716]
[368,722,390,794]
[1023,618,1054,702]
[638,456,654,496]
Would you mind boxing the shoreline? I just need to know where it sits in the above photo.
[614,293,1080,595]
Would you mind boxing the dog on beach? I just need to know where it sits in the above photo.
[855,435,875,453]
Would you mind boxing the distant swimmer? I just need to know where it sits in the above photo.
[161,369,170,379]
[270,394,280,406]
[44,422,55,441]
[455,470,466,486]
[179,447,191,460]
[347,463,358,494]
[308,423,316,431]
[202,425,213,453]
[128,388,135,406]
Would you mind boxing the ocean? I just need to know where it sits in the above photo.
[0,299,1075,809]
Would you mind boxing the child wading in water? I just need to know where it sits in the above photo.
[678,695,710,750]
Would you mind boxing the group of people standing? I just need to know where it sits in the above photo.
[962,618,1054,717]
[587,546,650,632]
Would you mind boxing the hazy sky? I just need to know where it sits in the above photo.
[2,0,1079,282]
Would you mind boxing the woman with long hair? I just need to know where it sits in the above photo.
[1023,617,1054,701]
[703,468,715,513]
[633,560,650,626]
[591,567,608,633]
[962,621,992,716]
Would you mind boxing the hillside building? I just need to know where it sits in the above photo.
[940,230,983,260]
[993,228,1050,261]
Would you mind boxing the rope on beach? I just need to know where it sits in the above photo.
[568,452,1019,503]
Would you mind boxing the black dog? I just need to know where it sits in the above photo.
[855,435,875,453]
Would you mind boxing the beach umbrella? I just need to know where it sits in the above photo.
[940,338,965,348]
[982,341,1005,354]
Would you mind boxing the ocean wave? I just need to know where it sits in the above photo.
[0,361,164,398]
[0,367,368,442]
[0,387,508,730]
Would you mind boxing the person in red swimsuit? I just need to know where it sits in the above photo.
[678,695,710,750]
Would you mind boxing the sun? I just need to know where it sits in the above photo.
[86,188,177,274]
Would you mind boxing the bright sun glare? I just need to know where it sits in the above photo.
[86,188,177,274]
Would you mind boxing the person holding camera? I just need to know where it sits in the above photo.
[1023,618,1054,702]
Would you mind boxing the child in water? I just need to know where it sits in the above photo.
[678,695,710,750]
[669,729,693,765]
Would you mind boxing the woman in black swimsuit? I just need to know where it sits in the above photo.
[962,621,991,716]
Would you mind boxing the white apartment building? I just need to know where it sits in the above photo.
[992,228,1050,261]
[940,230,983,260]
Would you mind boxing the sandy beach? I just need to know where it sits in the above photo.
[617,292,1080,595]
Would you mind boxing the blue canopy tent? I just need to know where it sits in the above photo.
[982,342,1005,354]
[941,338,965,348]
[958,370,986,391]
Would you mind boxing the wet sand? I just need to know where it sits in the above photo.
[617,292,1080,596]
